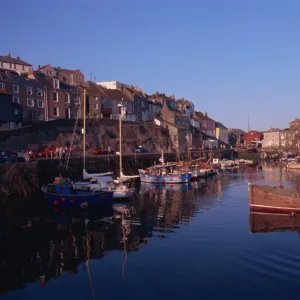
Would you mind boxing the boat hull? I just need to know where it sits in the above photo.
[138,170,191,184]
[248,183,300,214]
[42,186,113,208]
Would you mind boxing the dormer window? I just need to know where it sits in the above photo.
[26,86,33,95]
[53,79,60,89]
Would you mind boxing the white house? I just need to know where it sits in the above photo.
[96,81,128,90]
[0,54,32,75]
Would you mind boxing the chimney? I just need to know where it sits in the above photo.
[8,53,11,57]
[17,56,20,60]
[38,64,40,69]
[27,68,35,79]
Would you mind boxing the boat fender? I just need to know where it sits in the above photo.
[80,202,89,209]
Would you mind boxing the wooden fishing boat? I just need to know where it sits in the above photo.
[249,212,300,233]
[138,163,191,184]
[248,183,300,214]
[41,177,114,208]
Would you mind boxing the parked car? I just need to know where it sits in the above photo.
[135,146,149,153]
[91,148,107,155]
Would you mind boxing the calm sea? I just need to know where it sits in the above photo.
[1,165,300,300]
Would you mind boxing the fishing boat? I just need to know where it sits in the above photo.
[139,164,191,184]
[41,177,113,208]
[248,183,300,214]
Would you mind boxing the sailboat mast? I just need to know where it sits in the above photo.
[119,99,123,177]
[83,89,86,171]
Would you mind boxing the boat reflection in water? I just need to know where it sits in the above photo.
[0,173,228,296]
[139,182,192,194]
[249,212,300,233]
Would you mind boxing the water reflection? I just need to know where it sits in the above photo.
[3,166,300,299]
[249,212,300,234]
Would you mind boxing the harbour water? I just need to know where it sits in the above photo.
[1,165,300,299]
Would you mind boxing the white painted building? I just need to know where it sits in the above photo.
[0,54,32,75]
[96,81,128,90]
[262,128,286,148]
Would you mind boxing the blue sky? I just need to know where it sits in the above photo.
[2,0,300,131]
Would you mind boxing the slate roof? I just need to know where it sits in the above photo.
[0,55,31,66]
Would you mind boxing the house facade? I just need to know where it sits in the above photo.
[38,64,85,86]
[285,119,300,150]
[35,73,75,121]
[0,69,46,123]
[197,112,215,137]
[0,54,32,75]
[0,89,22,130]
[215,122,228,144]
[262,128,286,148]
[228,128,246,146]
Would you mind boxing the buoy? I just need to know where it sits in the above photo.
[80,202,88,209]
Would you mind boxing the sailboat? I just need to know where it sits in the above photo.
[41,91,114,207]
[73,100,139,199]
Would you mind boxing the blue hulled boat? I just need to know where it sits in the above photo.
[138,162,192,184]
[41,177,113,208]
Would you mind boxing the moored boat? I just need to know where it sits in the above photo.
[248,183,300,214]
[138,163,191,184]
[41,177,114,208]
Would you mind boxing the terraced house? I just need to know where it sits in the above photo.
[0,54,32,75]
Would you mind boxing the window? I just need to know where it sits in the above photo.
[27,98,34,107]
[94,103,99,109]
[37,88,43,96]
[14,109,19,115]
[10,63,12,69]
[38,113,43,121]
[22,65,25,71]
[46,70,49,75]
[13,84,19,93]
[94,96,98,101]
[0,62,3,67]
[53,92,58,101]
[13,97,20,104]
[94,114,98,118]
[64,93,69,103]
[26,86,33,95]
[14,64,16,69]
[0,82,4,89]
[53,107,59,116]
[53,78,59,89]
[37,100,44,108]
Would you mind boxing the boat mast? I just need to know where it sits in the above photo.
[83,89,86,172]
[119,99,124,178]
